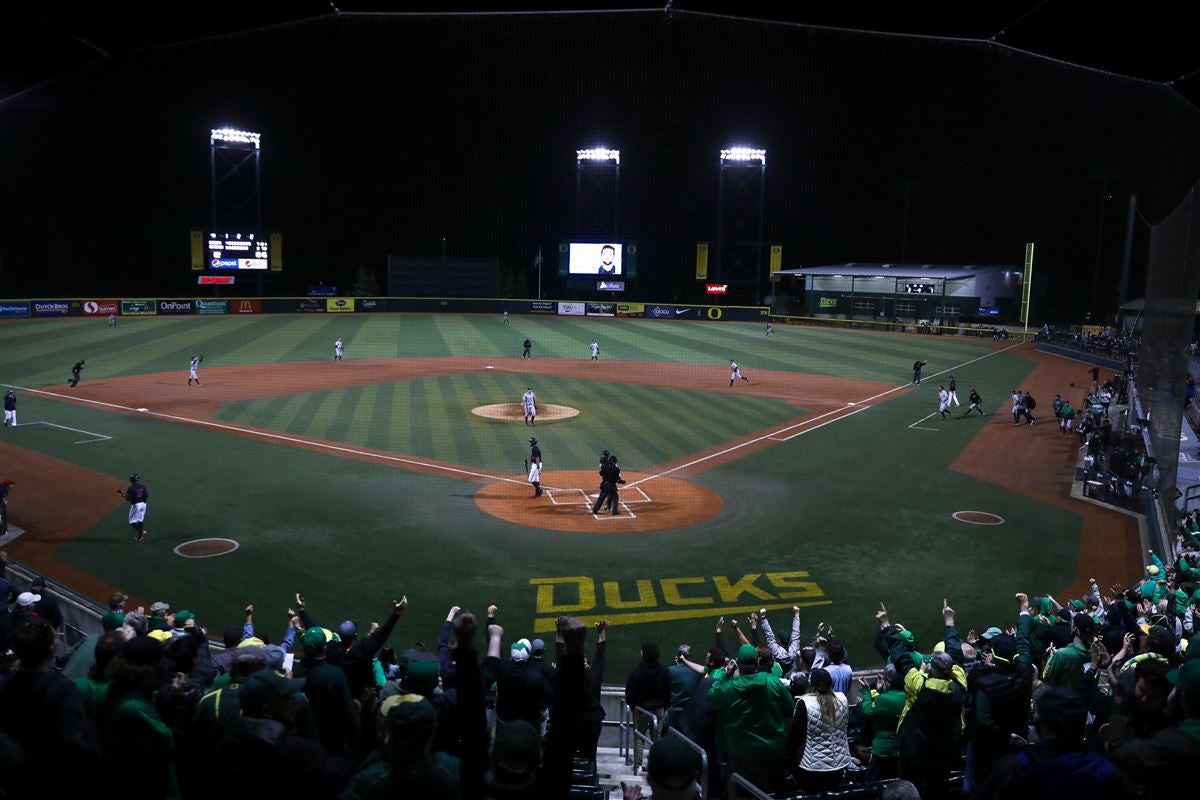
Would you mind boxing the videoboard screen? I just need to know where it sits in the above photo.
[902,283,939,294]
[569,242,623,276]
[208,232,268,270]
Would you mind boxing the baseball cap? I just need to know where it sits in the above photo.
[929,652,955,674]
[1147,564,1160,575]
[493,720,541,773]
[337,620,358,639]
[809,668,833,691]
[989,634,1019,662]
[1035,687,1087,738]
[30,577,46,591]
[404,656,441,693]
[302,626,331,650]
[239,669,306,714]
[980,627,1004,640]
[737,644,758,664]
[16,592,40,607]
[174,610,195,626]
[150,601,170,614]
[647,735,700,791]
[530,638,545,653]
[148,630,173,643]
[386,697,438,739]
[263,644,286,671]
[1145,626,1176,656]
[510,639,532,662]
[110,592,128,606]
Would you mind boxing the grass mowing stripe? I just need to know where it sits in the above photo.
[306,389,347,440]
[241,393,295,429]
[350,384,379,446]
[266,392,313,433]
[323,386,362,443]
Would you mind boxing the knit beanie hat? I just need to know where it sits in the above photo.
[510,638,532,662]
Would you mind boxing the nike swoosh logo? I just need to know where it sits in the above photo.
[675,308,689,315]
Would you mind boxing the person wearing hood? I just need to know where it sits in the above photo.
[625,641,671,772]
[213,669,354,798]
[482,632,552,730]
[979,688,1129,799]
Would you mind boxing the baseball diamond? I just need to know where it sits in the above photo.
[0,312,1140,665]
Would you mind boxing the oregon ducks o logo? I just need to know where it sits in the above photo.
[707,307,723,320]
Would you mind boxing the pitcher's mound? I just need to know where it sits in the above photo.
[475,470,722,534]
[472,403,579,423]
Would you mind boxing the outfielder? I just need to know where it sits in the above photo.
[590,339,599,361]
[68,359,85,388]
[522,387,537,425]
[729,360,749,387]
[766,322,774,336]
[963,388,985,416]
[334,338,344,361]
[947,374,960,407]
[107,313,117,328]
[912,359,927,385]
[503,311,509,324]
[118,473,149,543]
[188,355,203,386]
[3,390,15,428]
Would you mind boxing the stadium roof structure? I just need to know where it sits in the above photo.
[1,1,1197,107]
[778,264,1018,280]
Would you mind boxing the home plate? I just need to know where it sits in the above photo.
[137,407,149,412]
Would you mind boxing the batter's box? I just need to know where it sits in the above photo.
[543,486,652,519]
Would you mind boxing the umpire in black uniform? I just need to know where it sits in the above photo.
[591,455,626,516]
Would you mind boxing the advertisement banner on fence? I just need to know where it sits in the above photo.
[82,300,119,316]
[121,300,157,316]
[326,298,353,313]
[646,305,687,319]
[233,299,261,314]
[0,301,29,317]
[819,297,838,308]
[557,302,585,316]
[586,302,616,317]
[356,298,383,312]
[529,301,556,314]
[158,300,194,315]
[296,299,325,313]
[32,300,77,317]
[194,299,229,315]
[616,303,644,317]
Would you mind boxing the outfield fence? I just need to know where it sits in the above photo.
[769,312,1036,342]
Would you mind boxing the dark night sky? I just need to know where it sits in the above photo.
[1,9,1199,318]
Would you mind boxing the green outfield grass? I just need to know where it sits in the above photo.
[1,313,1070,670]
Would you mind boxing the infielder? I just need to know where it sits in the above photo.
[334,338,344,362]
[766,323,774,336]
[729,360,749,387]
[912,359,927,385]
[947,375,960,407]
[937,386,950,418]
[590,339,599,361]
[188,355,203,386]
[3,390,15,428]
[503,311,509,325]
[68,359,85,388]
[118,473,149,543]
[1011,390,1022,424]
[522,387,537,425]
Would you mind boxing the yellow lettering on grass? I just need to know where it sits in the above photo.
[766,572,826,599]
[714,574,775,604]
[602,580,657,609]
[529,577,596,614]
[532,599,833,633]
[661,577,712,606]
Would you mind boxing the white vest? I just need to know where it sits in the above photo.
[797,693,851,772]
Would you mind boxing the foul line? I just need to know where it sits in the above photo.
[626,342,1025,488]
[1,383,543,489]
[908,412,941,431]
[20,420,112,444]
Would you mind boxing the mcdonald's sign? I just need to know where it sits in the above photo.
[233,299,261,314]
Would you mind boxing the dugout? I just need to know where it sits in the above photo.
[777,263,1035,324]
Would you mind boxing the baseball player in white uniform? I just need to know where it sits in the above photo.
[937,386,950,418]
[528,460,542,497]
[503,311,509,324]
[522,387,537,425]
[188,355,203,386]
[590,340,599,361]
[729,360,749,387]
[334,338,344,362]
[1011,390,1022,424]
[766,323,774,336]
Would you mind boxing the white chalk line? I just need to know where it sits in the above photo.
[626,342,1024,488]
[1,383,541,489]
[908,411,941,431]
[20,420,112,444]
[768,404,872,441]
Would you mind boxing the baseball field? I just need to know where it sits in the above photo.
[0,312,1142,666]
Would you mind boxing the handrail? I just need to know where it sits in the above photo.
[666,726,709,800]
[727,772,775,800]
[631,705,660,774]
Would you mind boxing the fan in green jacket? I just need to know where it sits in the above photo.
[707,644,795,788]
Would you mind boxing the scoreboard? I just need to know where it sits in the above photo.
[208,232,268,270]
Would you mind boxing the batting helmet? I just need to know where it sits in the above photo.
[529,438,537,445]
[129,473,140,482]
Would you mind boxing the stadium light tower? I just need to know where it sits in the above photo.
[210,127,262,231]
[575,147,621,240]
[716,145,767,302]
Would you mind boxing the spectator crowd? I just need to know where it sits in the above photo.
[1,528,1199,800]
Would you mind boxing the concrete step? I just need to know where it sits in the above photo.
[595,746,649,797]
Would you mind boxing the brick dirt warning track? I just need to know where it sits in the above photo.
[13,357,893,534]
